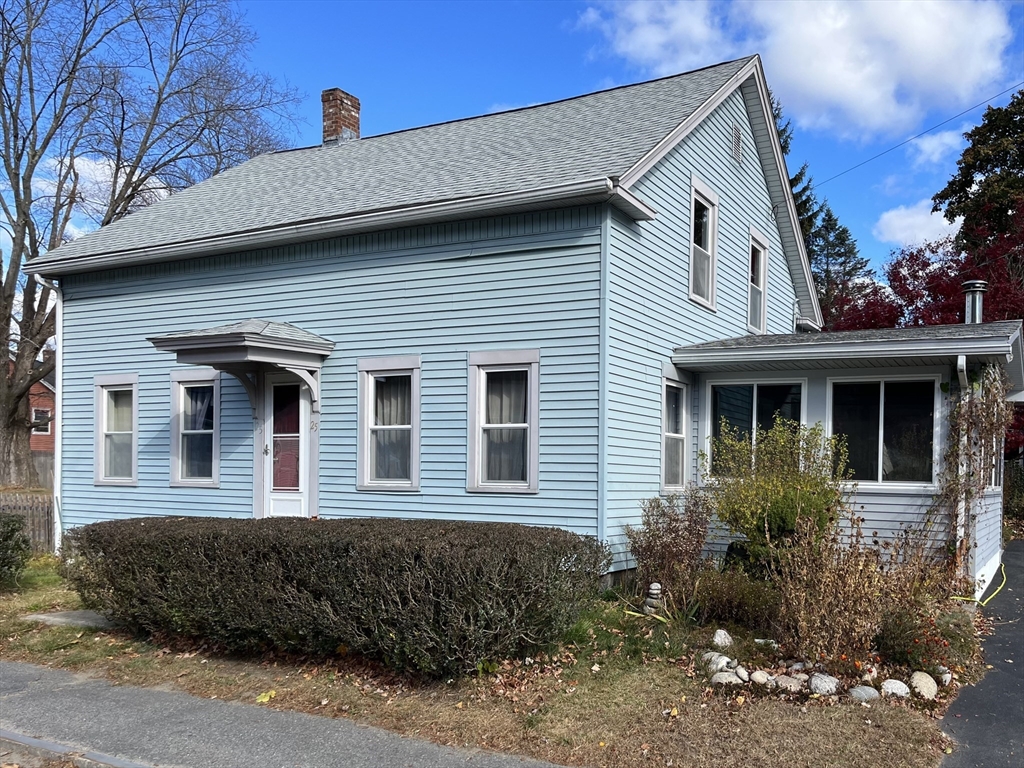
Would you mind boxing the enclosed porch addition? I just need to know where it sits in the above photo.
[148,320,334,519]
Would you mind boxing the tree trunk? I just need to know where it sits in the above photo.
[1,404,41,489]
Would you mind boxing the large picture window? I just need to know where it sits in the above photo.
[468,350,540,493]
[689,178,719,308]
[94,373,138,485]
[710,382,802,473]
[830,379,936,483]
[358,356,421,491]
[663,381,687,490]
[170,370,219,486]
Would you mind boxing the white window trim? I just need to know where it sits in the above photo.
[826,374,942,489]
[357,355,421,492]
[32,408,51,435]
[94,373,139,487]
[704,377,808,461]
[170,369,220,488]
[747,227,768,334]
[467,349,540,494]
[688,176,719,311]
[661,376,688,494]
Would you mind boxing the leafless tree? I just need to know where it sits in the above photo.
[1,0,298,486]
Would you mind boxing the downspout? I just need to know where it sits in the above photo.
[957,355,968,390]
[34,274,62,553]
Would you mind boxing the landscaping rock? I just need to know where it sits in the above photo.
[754,638,779,650]
[910,671,938,700]
[727,658,739,670]
[775,675,804,693]
[792,672,809,682]
[809,674,841,696]
[711,671,744,686]
[702,653,731,673]
[789,662,807,671]
[849,686,880,702]
[23,610,119,630]
[750,670,771,686]
[701,651,721,663]
[937,666,952,687]
[735,665,750,682]
[712,629,733,649]
[881,679,911,698]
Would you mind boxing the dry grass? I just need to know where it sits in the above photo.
[0,560,950,768]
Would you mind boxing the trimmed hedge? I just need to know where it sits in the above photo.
[0,513,31,585]
[63,516,609,677]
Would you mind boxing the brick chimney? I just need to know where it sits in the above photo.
[321,88,360,144]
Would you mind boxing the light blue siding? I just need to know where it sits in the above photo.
[603,90,799,565]
[60,207,602,534]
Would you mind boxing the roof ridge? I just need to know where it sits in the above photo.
[274,55,757,154]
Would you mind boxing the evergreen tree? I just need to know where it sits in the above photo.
[771,91,820,243]
[807,203,876,330]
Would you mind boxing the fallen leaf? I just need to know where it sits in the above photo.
[256,690,277,703]
[591,664,601,673]
[456,701,464,709]
[669,707,678,717]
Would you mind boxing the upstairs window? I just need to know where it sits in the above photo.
[358,356,421,491]
[748,232,767,333]
[830,379,936,483]
[32,408,51,435]
[689,178,719,308]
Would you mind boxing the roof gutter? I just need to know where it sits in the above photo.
[672,334,1017,369]
[29,177,656,278]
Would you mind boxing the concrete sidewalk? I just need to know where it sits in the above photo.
[942,538,1024,768]
[0,661,555,768]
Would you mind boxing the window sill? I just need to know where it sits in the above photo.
[688,294,716,312]
[170,480,220,489]
[467,484,539,494]
[843,481,939,492]
[747,325,765,335]
[94,479,137,487]
[357,483,420,493]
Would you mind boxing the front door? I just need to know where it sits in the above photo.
[264,373,310,517]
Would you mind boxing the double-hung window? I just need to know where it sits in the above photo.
[747,230,767,333]
[689,178,719,308]
[663,381,687,490]
[94,374,138,485]
[358,356,421,491]
[171,370,219,486]
[709,381,802,473]
[830,379,937,483]
[468,350,539,493]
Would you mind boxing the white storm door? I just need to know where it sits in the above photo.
[264,373,310,517]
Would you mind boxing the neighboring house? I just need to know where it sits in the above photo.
[28,55,1023,595]
[7,354,56,488]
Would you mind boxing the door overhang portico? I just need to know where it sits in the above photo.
[149,320,335,518]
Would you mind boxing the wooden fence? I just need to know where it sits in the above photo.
[0,490,54,554]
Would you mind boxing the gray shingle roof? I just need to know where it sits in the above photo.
[675,320,1024,352]
[34,57,753,267]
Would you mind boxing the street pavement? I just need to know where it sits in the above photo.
[0,661,555,768]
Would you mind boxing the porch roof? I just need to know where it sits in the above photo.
[672,320,1024,398]
[147,319,334,368]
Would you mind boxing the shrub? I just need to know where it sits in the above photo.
[876,603,977,672]
[624,487,712,611]
[0,513,31,586]
[63,516,609,677]
[693,567,779,632]
[770,515,886,661]
[1005,461,1024,522]
[709,419,850,573]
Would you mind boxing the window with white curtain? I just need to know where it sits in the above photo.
[170,370,219,486]
[94,373,138,485]
[663,381,686,490]
[689,177,719,308]
[468,350,539,493]
[358,356,421,491]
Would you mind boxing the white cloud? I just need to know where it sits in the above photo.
[582,0,1014,138]
[873,199,961,246]
[908,127,967,167]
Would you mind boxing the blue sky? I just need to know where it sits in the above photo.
[238,0,1024,274]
